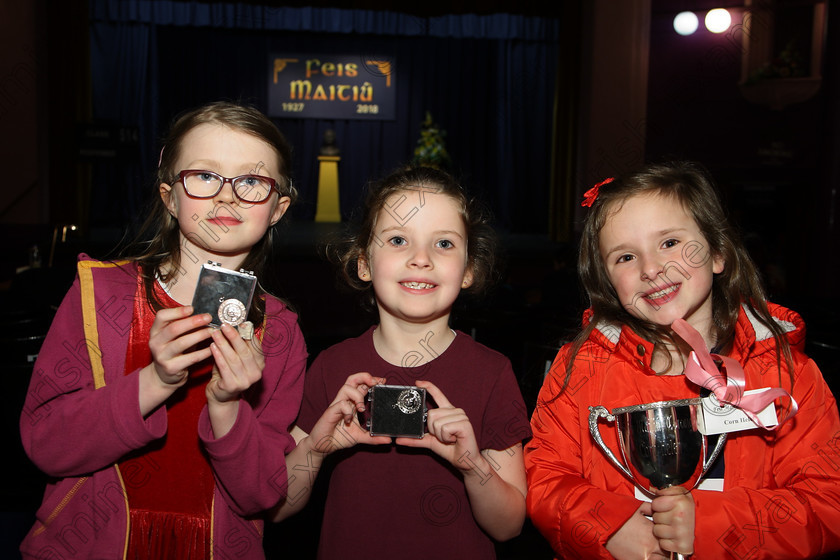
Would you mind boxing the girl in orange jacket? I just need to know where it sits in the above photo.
[525,160,840,559]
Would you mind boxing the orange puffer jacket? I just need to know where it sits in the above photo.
[525,303,840,559]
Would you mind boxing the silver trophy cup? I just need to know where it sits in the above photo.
[589,399,726,559]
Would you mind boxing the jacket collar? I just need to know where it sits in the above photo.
[586,302,802,368]
[730,302,800,362]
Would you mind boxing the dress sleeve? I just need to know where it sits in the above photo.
[525,347,641,559]
[198,302,308,515]
[295,349,333,435]
[19,271,167,478]
[692,357,840,559]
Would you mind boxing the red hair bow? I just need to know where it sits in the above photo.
[581,177,614,207]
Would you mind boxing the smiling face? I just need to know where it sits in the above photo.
[599,192,724,340]
[358,188,473,327]
[160,123,290,268]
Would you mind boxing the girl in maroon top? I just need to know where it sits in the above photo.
[272,166,531,559]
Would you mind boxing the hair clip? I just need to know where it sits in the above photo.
[581,177,614,207]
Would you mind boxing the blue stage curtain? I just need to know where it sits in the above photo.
[88,0,560,233]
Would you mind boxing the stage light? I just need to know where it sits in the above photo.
[673,11,699,36]
[705,8,731,33]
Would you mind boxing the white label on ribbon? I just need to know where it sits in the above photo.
[698,388,779,435]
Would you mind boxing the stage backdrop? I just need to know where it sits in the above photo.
[88,1,561,233]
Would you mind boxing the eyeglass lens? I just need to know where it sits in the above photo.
[183,171,274,202]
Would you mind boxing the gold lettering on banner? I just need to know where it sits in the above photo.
[305,59,358,78]
[289,80,375,103]
[290,80,312,100]
[273,56,391,118]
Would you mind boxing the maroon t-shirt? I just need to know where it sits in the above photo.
[296,327,532,559]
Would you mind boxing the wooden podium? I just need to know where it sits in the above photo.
[315,155,341,222]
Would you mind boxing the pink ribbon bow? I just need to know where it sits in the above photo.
[671,318,797,430]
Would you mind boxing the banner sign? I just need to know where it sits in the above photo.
[268,54,395,120]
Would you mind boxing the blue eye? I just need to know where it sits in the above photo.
[233,175,273,202]
[436,239,454,249]
[388,236,406,247]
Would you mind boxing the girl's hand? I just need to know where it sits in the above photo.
[395,380,481,474]
[606,502,669,560]
[272,373,391,523]
[307,372,391,455]
[139,306,213,417]
[206,323,265,404]
[651,487,695,557]
[148,306,213,387]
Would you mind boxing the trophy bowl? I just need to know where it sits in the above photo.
[589,399,726,559]
[589,398,726,497]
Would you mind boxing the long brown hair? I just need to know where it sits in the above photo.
[124,101,297,322]
[557,160,793,392]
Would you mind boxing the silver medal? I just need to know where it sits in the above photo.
[218,298,247,326]
[395,389,422,415]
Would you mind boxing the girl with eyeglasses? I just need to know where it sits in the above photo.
[20,101,313,559]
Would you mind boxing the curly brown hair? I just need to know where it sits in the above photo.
[328,165,498,311]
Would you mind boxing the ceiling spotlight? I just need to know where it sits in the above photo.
[705,8,732,33]
[673,11,699,36]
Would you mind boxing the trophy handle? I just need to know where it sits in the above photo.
[588,406,632,479]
